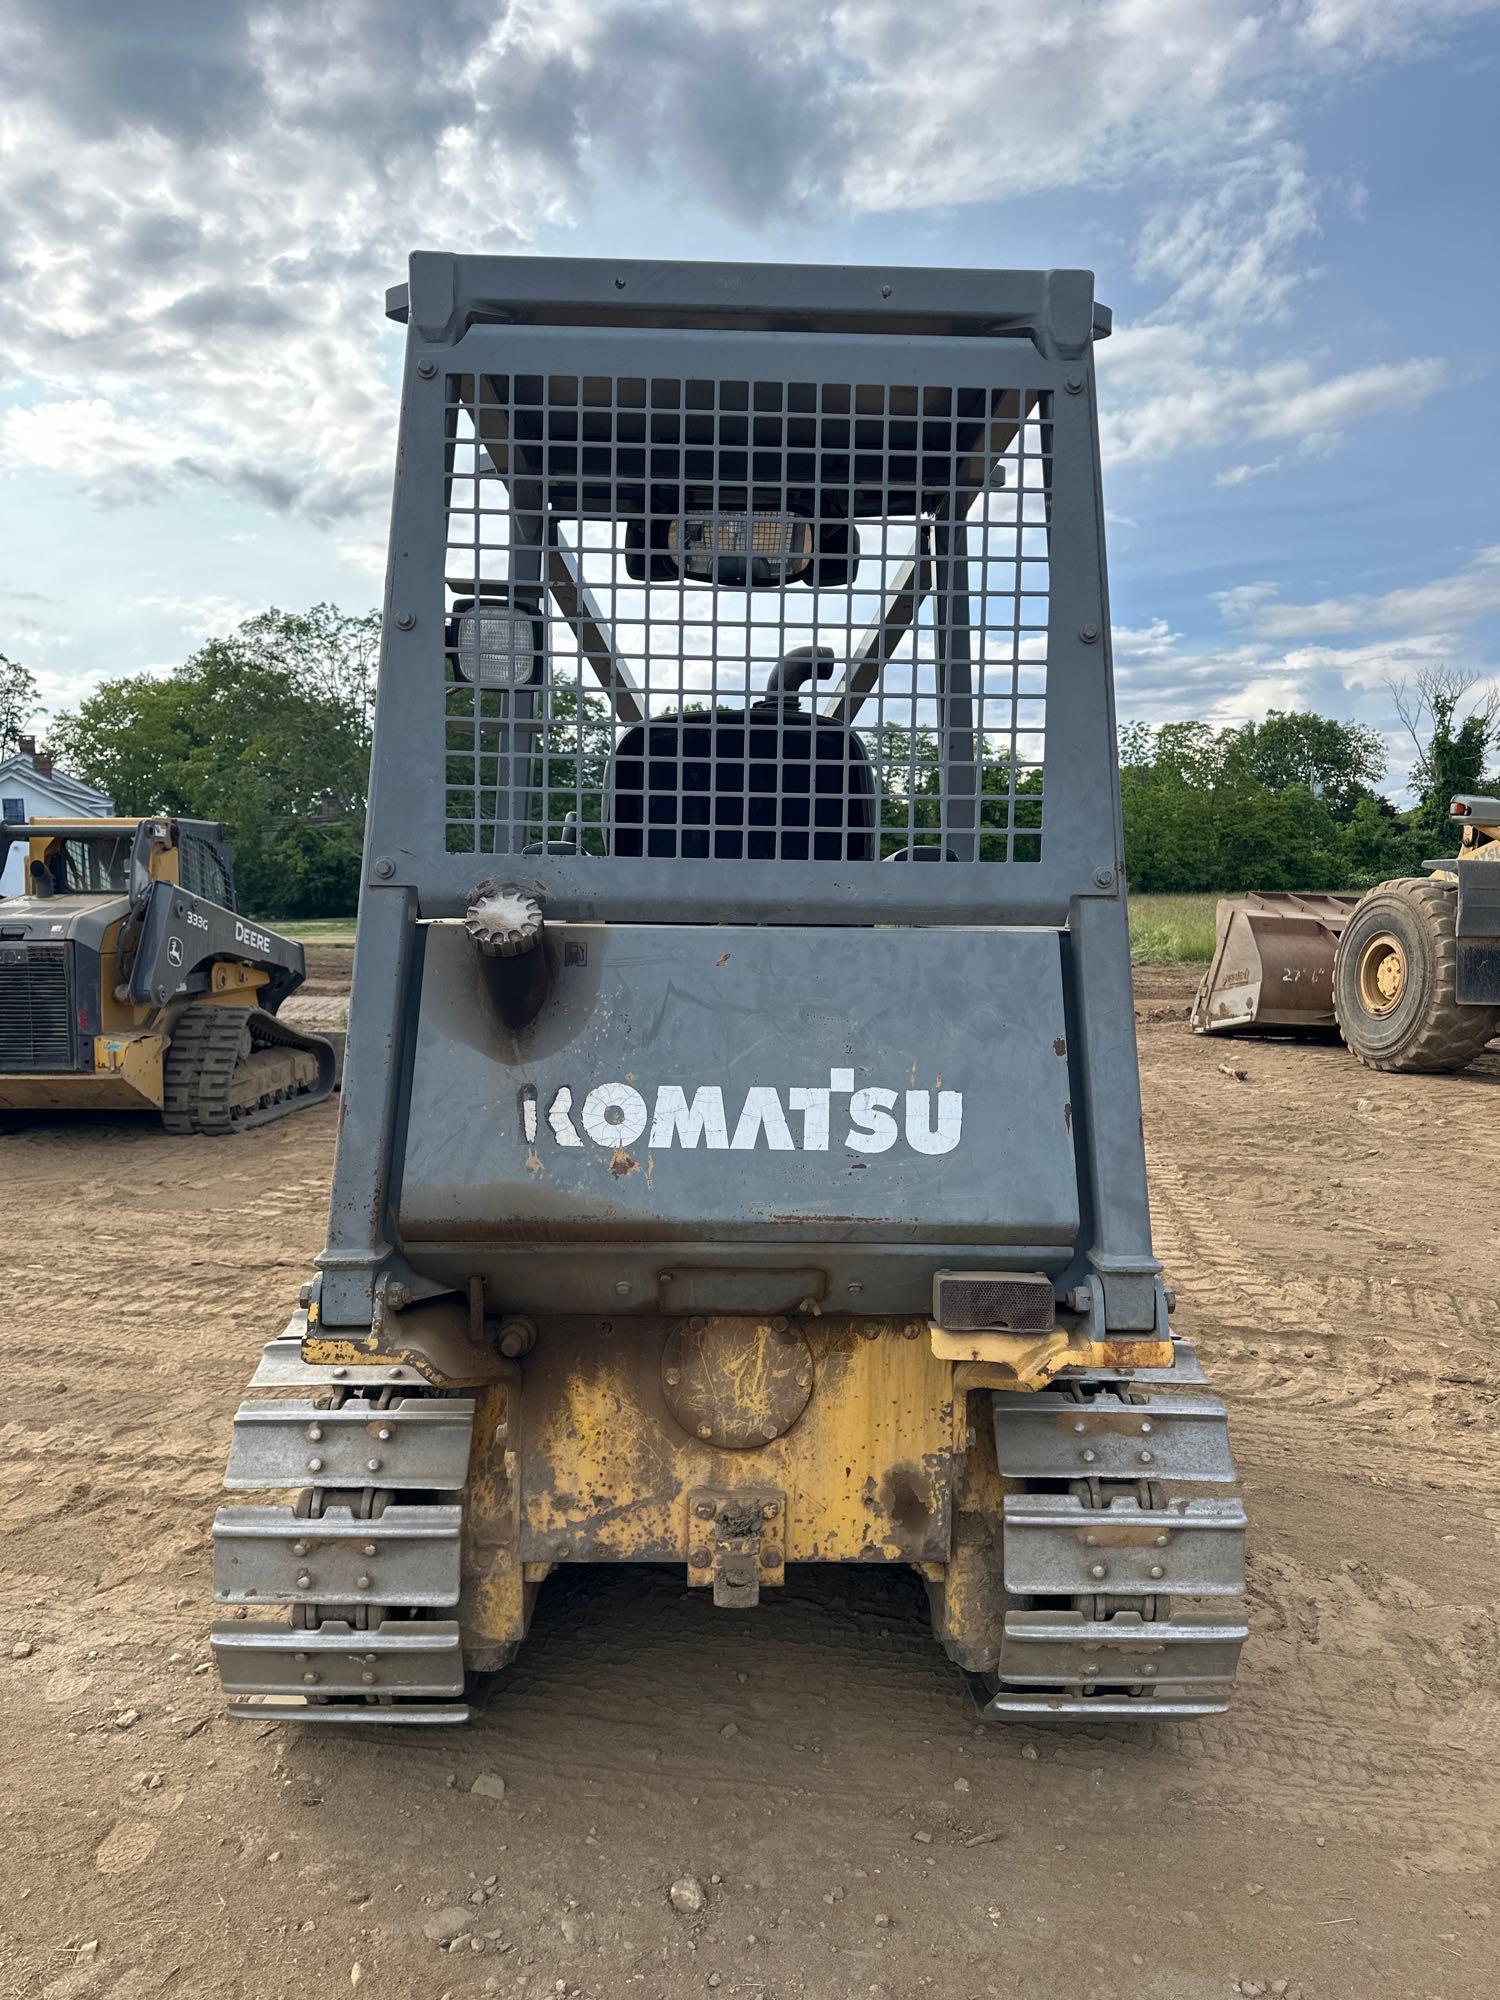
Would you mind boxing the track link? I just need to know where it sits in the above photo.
[211,1318,474,1723]
[163,1003,336,1135]
[985,1340,1248,1719]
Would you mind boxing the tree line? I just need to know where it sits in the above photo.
[3,610,1494,916]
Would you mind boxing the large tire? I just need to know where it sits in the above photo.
[1333,877,1500,1073]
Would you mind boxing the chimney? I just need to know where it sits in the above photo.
[34,748,53,779]
[18,733,36,759]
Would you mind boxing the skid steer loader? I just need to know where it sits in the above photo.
[1191,797,1500,1071]
[0,816,336,1130]
[210,254,1248,1725]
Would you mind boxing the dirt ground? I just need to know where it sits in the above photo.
[3,953,1497,2000]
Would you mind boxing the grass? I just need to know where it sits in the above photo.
[262,916,358,944]
[1127,892,1223,964]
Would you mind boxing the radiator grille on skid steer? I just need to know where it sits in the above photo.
[934,1270,1055,1333]
[441,373,1051,865]
[0,944,74,1070]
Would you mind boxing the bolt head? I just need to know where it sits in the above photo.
[1139,1420,1153,1435]
[1154,1534,1169,1547]
[614,1281,631,1297]
[356,1574,371,1589]
[373,857,396,880]
[307,1424,323,1442]
[1081,1449,1097,1464]
[1138,1450,1153,1464]
[361,1670,377,1685]
[1141,1664,1157,1676]
[694,1500,715,1520]
[847,1281,863,1295]
[1092,867,1114,889]
[1072,1420,1087,1434]
[292,1540,309,1557]
[689,1547,709,1567]
[367,1457,382,1472]
[760,1422,780,1441]
[760,1501,780,1520]
[1079,622,1100,644]
[415,357,437,378]
[687,1315,706,1332]
[761,1548,782,1567]
[1149,1564,1165,1580]
[296,1573,312,1590]
[859,1324,879,1341]
[376,1426,393,1441]
[306,1457,323,1473]
[395,610,416,631]
[1088,1562,1107,1580]
[363,1543,377,1557]
[769,1316,789,1334]
[1083,1533,1098,1547]
[331,1366,347,1379]
[303,1671,320,1685]
[1064,374,1085,394]
[697,1424,713,1440]
[664,1367,681,1386]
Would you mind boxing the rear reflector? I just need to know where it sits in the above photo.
[933,1270,1055,1333]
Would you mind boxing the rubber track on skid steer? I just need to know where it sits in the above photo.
[210,1330,475,1723]
[162,1004,336,1135]
[985,1341,1249,1719]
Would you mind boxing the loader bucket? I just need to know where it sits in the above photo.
[1191,892,1360,1035]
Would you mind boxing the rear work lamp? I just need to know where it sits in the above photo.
[668,509,814,587]
[446,599,542,689]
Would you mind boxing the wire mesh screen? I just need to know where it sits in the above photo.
[442,373,1050,864]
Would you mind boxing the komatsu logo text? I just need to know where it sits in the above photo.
[521,1068,962,1156]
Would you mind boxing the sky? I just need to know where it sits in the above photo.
[2,0,1498,796]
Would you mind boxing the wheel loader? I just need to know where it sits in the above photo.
[0,815,335,1130]
[1191,797,1500,1071]
[210,254,1248,1725]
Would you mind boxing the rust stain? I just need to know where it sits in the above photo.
[525,1149,544,1177]
[609,1147,639,1179]
[1063,1101,1072,1132]
[1053,1036,1067,1057]
[715,953,730,967]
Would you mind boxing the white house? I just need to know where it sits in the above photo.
[0,735,116,895]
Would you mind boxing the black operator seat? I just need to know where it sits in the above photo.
[608,647,877,861]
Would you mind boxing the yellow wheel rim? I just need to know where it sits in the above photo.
[1356,932,1406,1016]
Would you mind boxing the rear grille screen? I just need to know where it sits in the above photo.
[934,1271,1055,1333]
[0,945,74,1070]
[442,373,1051,865]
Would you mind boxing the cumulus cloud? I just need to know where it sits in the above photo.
[1213,546,1500,638]
[0,0,1492,645]
[1100,326,1446,467]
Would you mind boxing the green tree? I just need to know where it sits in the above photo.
[1223,709,1386,820]
[47,607,376,917]
[1391,668,1499,854]
[1,651,40,756]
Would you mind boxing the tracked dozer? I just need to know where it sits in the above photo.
[1192,798,1500,1071]
[211,254,1248,1725]
[0,816,336,1130]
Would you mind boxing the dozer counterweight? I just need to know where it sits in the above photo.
[0,816,336,1129]
[211,255,1247,1725]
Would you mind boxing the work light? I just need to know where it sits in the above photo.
[668,510,813,586]
[448,601,540,688]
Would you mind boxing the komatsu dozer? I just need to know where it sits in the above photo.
[211,254,1248,1725]
[0,816,335,1130]
[1192,798,1500,1071]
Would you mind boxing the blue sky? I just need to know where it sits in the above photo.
[2,1,1498,796]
